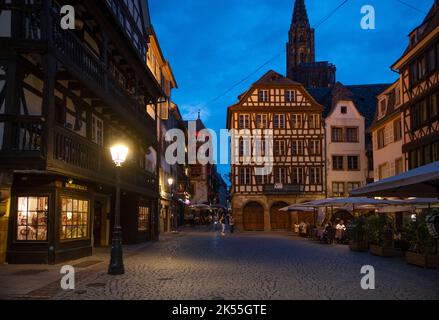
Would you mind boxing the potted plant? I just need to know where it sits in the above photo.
[366,214,395,257]
[347,216,368,252]
[405,210,439,268]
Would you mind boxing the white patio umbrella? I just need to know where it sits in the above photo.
[279,198,333,211]
[350,161,439,198]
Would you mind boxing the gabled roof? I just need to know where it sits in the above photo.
[368,80,402,131]
[227,70,322,129]
[308,83,390,128]
[392,1,439,70]
[254,70,301,86]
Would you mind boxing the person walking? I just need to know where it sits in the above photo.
[229,215,235,234]
[219,214,226,237]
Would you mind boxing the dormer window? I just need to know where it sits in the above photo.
[379,99,387,117]
[395,87,401,107]
[341,106,347,114]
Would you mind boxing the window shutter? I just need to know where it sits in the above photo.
[372,133,378,151]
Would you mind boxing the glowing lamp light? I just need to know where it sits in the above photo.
[167,177,174,186]
[110,145,129,167]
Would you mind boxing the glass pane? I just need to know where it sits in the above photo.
[66,198,73,211]
[37,226,47,241]
[28,197,38,211]
[18,197,28,212]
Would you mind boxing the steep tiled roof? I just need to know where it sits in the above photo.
[254,70,301,86]
[308,83,389,128]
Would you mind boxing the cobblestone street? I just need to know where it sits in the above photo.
[1,228,439,300]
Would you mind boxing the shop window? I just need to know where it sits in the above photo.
[138,206,150,232]
[60,197,89,241]
[16,196,48,241]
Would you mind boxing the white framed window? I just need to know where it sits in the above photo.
[292,140,304,156]
[238,114,250,129]
[274,140,286,156]
[285,90,296,102]
[275,167,287,184]
[309,167,322,184]
[292,167,304,185]
[239,167,251,185]
[259,90,269,102]
[308,140,321,155]
[308,114,320,129]
[92,115,104,146]
[274,114,285,129]
[291,114,303,129]
[256,114,268,128]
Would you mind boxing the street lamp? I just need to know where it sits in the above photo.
[108,144,129,275]
[167,177,175,232]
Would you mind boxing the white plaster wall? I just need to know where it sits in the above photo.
[325,100,368,195]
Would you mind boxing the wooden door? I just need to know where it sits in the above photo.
[243,202,264,231]
[270,202,290,230]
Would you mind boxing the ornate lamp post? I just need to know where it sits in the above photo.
[108,144,129,275]
[167,177,175,232]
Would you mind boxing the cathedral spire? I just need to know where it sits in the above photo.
[291,0,310,27]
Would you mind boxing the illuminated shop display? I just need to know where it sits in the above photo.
[60,197,89,240]
[16,197,48,241]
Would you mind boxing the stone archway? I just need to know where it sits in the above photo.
[243,202,264,231]
[270,202,290,231]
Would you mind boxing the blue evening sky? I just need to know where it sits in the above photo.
[148,0,433,181]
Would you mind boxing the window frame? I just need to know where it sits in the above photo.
[15,195,49,242]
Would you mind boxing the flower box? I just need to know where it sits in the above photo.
[369,244,395,257]
[406,251,439,269]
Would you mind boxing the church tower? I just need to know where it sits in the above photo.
[286,0,336,88]
[286,0,315,78]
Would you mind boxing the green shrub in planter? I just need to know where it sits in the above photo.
[366,214,394,247]
[406,210,439,255]
[347,216,367,242]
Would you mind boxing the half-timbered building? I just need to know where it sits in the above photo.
[227,70,325,231]
[392,0,439,170]
[0,0,163,264]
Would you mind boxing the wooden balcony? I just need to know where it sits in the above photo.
[51,126,157,193]
[0,114,45,169]
[0,2,158,144]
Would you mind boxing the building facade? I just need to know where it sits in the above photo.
[145,27,183,234]
[286,0,336,88]
[0,0,162,264]
[392,1,439,170]
[227,70,326,231]
[309,83,390,196]
[369,81,406,181]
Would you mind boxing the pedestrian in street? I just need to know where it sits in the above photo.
[220,214,226,237]
[229,215,235,234]
[335,220,346,244]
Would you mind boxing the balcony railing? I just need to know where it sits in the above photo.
[52,126,157,191]
[0,115,44,152]
[54,127,99,172]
